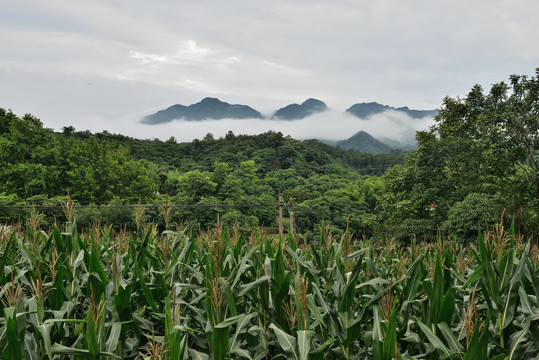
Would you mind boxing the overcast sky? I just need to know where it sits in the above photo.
[1,0,538,142]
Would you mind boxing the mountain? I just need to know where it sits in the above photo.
[379,137,416,151]
[272,98,328,120]
[346,102,438,119]
[142,97,263,124]
[336,131,394,154]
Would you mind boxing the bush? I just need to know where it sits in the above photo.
[441,192,501,242]
[391,218,438,243]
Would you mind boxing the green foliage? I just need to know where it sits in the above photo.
[379,70,539,240]
[0,110,157,205]
[441,193,501,241]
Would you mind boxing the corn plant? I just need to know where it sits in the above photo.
[0,214,537,359]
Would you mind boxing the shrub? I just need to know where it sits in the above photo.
[441,192,501,242]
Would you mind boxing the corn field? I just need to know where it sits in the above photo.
[0,211,538,359]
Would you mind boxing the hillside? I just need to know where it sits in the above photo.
[336,130,394,154]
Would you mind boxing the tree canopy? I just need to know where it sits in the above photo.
[379,69,539,240]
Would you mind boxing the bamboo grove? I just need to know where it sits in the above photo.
[0,204,538,359]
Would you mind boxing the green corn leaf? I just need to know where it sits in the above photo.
[285,246,317,276]
[0,236,16,284]
[478,230,501,309]
[357,277,390,291]
[2,315,23,360]
[269,323,299,360]
[518,287,535,315]
[23,333,39,360]
[429,253,444,324]
[437,322,464,354]
[85,310,100,356]
[461,267,483,289]
[273,246,287,294]
[339,254,363,312]
[238,275,271,297]
[210,326,230,360]
[309,338,335,360]
[342,316,364,348]
[134,260,158,313]
[527,259,539,301]
[223,282,237,317]
[307,294,326,327]
[417,319,451,358]
[499,242,529,333]
[36,323,53,359]
[297,330,314,360]
[215,314,246,329]
[51,343,122,358]
[401,254,424,305]
[507,326,528,360]
[498,222,515,293]
[228,347,253,360]
[229,313,257,353]
[372,305,383,342]
[105,323,122,354]
[437,287,455,324]
[189,348,210,360]
[232,245,257,288]
[382,303,398,360]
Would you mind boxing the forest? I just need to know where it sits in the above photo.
[1,71,539,241]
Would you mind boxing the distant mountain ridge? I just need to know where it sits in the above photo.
[142,98,438,124]
[142,97,263,124]
[346,102,438,119]
[271,98,328,120]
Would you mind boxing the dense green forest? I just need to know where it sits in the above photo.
[0,70,538,241]
[0,110,404,239]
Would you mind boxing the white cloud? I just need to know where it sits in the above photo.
[130,51,169,65]
[130,40,212,65]
[175,79,224,94]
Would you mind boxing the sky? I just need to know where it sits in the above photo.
[1,0,538,142]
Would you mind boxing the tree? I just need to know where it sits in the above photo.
[66,137,156,203]
[379,69,539,239]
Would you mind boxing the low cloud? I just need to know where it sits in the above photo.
[89,109,436,145]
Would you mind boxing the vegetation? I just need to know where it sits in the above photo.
[1,70,539,241]
[0,211,537,359]
[0,70,538,358]
[0,109,403,237]
[379,70,539,240]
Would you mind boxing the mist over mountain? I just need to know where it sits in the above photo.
[142,98,437,124]
[346,102,438,119]
[271,98,328,120]
[141,97,263,124]
[136,98,437,152]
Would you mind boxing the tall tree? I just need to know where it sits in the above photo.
[379,69,539,240]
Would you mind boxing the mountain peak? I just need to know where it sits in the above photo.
[336,130,394,154]
[272,98,328,120]
[346,102,437,119]
[141,98,263,124]
[200,97,222,104]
